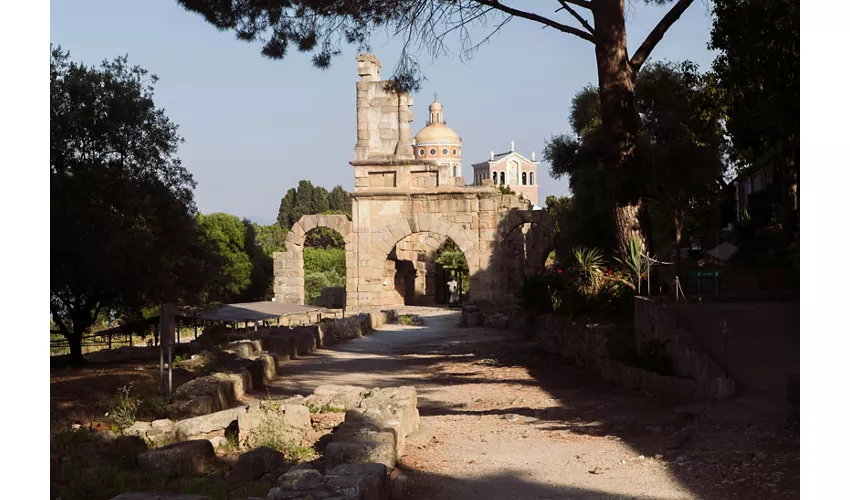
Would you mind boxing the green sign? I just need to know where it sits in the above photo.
[690,270,722,278]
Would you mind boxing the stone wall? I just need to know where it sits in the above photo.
[504,303,736,400]
[634,297,736,400]
[166,311,397,420]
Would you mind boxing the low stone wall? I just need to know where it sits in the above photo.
[509,303,735,401]
[165,311,397,420]
[634,297,736,400]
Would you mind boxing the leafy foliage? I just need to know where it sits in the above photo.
[710,0,799,239]
[612,237,653,293]
[277,181,351,232]
[196,214,273,303]
[709,0,799,173]
[569,247,607,297]
[303,247,346,305]
[304,247,346,276]
[545,62,729,257]
[50,46,210,363]
[254,223,289,255]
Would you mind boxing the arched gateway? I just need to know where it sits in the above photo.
[274,53,554,310]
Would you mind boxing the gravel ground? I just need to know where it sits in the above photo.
[258,307,799,500]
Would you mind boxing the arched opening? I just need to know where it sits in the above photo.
[500,171,505,185]
[529,172,535,185]
[492,171,498,184]
[384,232,469,307]
[435,239,469,306]
[522,172,528,185]
[303,226,346,308]
[502,221,555,297]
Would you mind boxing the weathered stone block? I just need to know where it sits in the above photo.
[236,446,285,479]
[174,406,246,441]
[137,440,216,477]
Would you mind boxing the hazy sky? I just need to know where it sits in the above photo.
[51,0,718,224]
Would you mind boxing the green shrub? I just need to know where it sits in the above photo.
[305,402,346,413]
[107,384,141,433]
[304,247,346,275]
[304,269,345,305]
[397,314,425,326]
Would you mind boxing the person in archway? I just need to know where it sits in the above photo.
[447,277,460,308]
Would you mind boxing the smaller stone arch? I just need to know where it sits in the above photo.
[274,214,353,305]
[496,208,556,299]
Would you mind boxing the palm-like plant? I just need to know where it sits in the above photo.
[613,237,654,293]
[570,247,607,296]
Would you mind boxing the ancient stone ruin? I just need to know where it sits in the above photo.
[274,53,555,310]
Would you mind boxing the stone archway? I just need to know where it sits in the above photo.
[355,213,480,307]
[274,214,353,305]
[497,209,556,298]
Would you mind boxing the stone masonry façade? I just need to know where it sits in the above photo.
[274,54,555,310]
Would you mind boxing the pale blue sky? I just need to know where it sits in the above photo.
[50,0,717,224]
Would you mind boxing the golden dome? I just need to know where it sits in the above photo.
[414,122,461,144]
[414,97,462,145]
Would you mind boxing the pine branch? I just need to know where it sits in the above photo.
[630,0,695,71]
[556,1,595,35]
[473,0,594,42]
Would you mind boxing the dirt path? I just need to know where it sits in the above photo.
[256,307,798,500]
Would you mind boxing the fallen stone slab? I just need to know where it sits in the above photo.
[123,419,177,446]
[359,387,419,437]
[236,446,285,479]
[324,436,396,472]
[137,440,216,477]
[238,404,308,448]
[343,409,404,458]
[306,385,368,411]
[174,406,247,441]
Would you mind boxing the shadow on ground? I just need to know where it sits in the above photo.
[265,309,799,500]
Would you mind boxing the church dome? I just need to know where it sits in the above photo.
[414,122,461,144]
[413,98,461,145]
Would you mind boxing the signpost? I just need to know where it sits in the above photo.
[159,303,176,401]
[689,269,722,297]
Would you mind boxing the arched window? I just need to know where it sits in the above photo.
[500,171,505,185]
[529,172,534,185]
[522,172,527,185]
[452,165,457,177]
[493,171,498,184]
